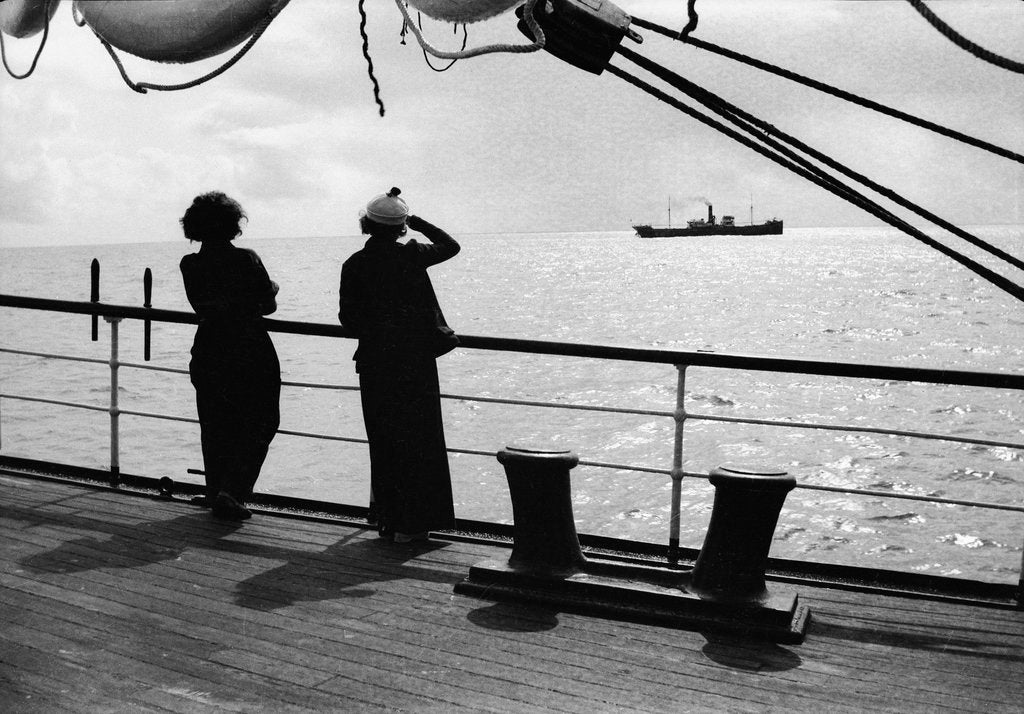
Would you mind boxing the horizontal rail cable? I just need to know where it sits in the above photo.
[3,294,1023,390]
[12,343,1013,450]
[279,380,359,392]
[687,411,1024,451]
[676,469,1024,513]
[116,409,197,424]
[3,393,1021,512]
[440,390,675,418]
[794,481,1024,513]
[10,341,1015,451]
[118,361,188,375]
[276,428,366,445]
[0,393,107,413]
[0,347,108,366]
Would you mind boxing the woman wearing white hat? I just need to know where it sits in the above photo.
[339,188,460,543]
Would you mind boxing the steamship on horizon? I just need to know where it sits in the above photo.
[633,201,784,238]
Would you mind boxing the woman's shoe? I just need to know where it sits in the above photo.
[393,531,429,544]
[211,492,252,521]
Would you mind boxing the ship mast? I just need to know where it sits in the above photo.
[668,195,672,228]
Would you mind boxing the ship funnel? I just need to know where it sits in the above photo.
[708,205,714,224]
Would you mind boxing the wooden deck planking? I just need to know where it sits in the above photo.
[2,474,1023,713]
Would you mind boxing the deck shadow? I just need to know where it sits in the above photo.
[12,503,244,575]
[466,602,560,632]
[8,500,458,615]
[700,633,803,671]
[233,536,455,612]
[812,620,1024,663]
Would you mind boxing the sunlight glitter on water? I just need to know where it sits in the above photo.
[2,227,1022,581]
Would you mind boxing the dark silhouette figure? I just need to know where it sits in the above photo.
[180,191,281,521]
[339,187,460,543]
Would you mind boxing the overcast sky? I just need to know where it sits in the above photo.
[1,0,1021,246]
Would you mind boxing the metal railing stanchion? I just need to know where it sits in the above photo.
[105,316,122,486]
[90,259,99,341]
[668,363,688,564]
[143,268,152,362]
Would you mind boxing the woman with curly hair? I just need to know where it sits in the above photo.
[180,191,281,521]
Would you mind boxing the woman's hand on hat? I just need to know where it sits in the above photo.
[406,214,425,232]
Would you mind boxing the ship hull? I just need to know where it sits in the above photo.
[633,220,784,238]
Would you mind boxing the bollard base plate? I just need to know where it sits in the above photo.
[455,558,810,644]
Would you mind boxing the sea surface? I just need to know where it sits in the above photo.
[2,227,1023,583]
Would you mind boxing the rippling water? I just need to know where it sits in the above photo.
[2,227,1022,583]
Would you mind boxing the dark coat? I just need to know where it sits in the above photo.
[181,243,281,501]
[339,220,460,371]
[338,218,460,535]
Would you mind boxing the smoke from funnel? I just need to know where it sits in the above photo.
[681,196,712,206]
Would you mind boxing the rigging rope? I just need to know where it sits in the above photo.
[359,0,386,116]
[608,50,1024,304]
[630,17,1024,167]
[905,0,1024,75]
[95,13,278,94]
[395,0,545,60]
[615,45,1024,275]
[0,0,52,80]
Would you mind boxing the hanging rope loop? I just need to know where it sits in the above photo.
[395,0,545,60]
[419,14,468,72]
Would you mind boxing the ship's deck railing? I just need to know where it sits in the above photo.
[2,294,1023,583]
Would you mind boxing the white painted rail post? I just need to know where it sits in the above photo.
[105,316,122,486]
[669,364,688,563]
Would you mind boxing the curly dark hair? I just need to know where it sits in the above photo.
[359,215,407,240]
[180,192,247,243]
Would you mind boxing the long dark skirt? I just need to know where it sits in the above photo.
[190,331,281,503]
[359,355,455,535]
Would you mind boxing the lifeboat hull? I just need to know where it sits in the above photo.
[0,0,59,39]
[75,0,292,63]
[406,0,522,24]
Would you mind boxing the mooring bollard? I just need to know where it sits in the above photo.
[497,445,586,574]
[457,455,810,643]
[689,463,796,603]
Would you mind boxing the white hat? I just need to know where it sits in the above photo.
[362,187,409,225]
